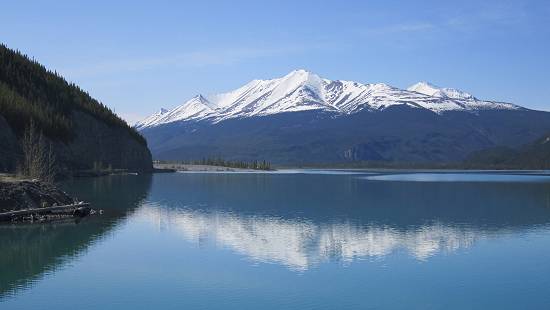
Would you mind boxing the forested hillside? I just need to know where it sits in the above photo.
[0,44,152,173]
[465,133,550,169]
[0,44,144,143]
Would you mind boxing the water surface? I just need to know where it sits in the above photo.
[1,171,550,309]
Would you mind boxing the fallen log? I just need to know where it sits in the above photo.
[0,203,91,222]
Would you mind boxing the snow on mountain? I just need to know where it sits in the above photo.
[157,95,215,123]
[136,70,522,130]
[134,108,168,129]
[206,70,333,121]
[407,81,475,100]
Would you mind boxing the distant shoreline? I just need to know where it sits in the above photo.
[151,164,549,175]
[153,163,266,172]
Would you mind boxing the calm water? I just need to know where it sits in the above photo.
[1,171,550,309]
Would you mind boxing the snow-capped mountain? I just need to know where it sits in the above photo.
[136,69,520,130]
[136,69,550,165]
[407,81,476,100]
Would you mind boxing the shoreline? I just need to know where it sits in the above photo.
[151,165,550,175]
[0,178,74,212]
[153,163,269,172]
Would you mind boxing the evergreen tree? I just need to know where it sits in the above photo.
[0,44,146,145]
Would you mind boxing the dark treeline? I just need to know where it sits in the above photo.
[156,158,273,170]
[0,44,146,145]
[462,134,550,170]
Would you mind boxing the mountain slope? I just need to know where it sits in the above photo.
[138,70,550,165]
[0,44,152,173]
[407,81,475,100]
[465,132,550,169]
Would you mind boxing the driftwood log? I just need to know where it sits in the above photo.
[0,203,92,222]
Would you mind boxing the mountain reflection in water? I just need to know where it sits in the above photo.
[138,205,483,270]
[136,172,550,271]
[2,172,550,310]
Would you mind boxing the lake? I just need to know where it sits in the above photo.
[1,170,550,309]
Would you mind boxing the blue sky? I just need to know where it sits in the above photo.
[1,0,549,123]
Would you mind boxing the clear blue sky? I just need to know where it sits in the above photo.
[1,0,549,123]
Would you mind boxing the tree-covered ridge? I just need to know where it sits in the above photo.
[464,133,550,169]
[0,82,71,139]
[0,43,146,145]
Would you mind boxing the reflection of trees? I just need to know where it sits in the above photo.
[0,174,152,298]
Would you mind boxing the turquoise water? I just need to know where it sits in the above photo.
[1,171,550,309]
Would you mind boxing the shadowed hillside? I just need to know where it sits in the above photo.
[0,44,152,173]
[465,132,550,169]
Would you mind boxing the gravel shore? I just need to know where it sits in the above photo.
[153,163,259,172]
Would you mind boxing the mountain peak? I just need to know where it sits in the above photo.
[191,94,207,101]
[407,81,440,96]
[408,81,475,100]
[282,69,320,81]
[288,68,311,75]
[187,94,214,108]
[280,69,324,91]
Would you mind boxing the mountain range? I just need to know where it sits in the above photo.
[136,70,520,129]
[137,70,550,165]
